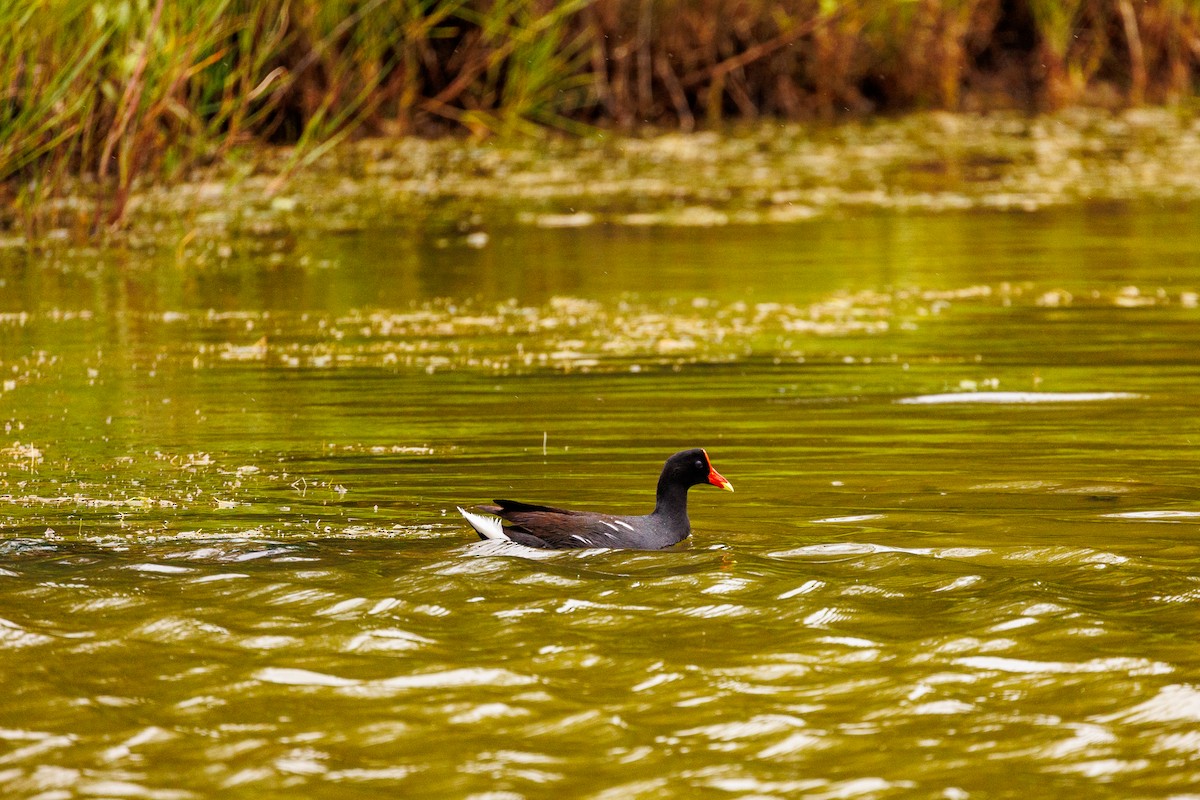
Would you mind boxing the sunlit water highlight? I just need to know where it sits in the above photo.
[1,205,1200,797]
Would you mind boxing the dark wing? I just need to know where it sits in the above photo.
[485,499,633,549]
[488,499,584,516]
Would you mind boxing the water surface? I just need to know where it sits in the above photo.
[2,204,1199,797]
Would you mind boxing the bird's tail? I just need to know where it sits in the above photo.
[457,506,509,541]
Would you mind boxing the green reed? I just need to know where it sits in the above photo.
[3,0,1199,235]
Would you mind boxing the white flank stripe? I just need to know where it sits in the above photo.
[457,507,509,541]
[615,520,635,531]
[601,521,620,531]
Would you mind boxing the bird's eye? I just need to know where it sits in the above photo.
[695,460,704,470]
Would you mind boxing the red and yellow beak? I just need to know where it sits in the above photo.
[703,449,734,492]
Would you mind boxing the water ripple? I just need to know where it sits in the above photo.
[1,512,1198,797]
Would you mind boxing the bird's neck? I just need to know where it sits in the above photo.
[653,478,690,523]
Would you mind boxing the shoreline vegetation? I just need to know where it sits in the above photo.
[4,0,1200,240]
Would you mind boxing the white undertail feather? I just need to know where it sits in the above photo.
[457,507,510,541]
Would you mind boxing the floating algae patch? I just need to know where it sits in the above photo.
[6,278,1198,379]
[170,280,1200,376]
[178,289,961,375]
[98,108,1200,249]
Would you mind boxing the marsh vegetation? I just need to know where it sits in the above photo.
[5,0,1200,234]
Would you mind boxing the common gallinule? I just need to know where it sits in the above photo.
[457,448,733,549]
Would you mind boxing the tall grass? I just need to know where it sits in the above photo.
[4,0,1200,235]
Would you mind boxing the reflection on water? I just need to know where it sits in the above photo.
[2,204,1200,797]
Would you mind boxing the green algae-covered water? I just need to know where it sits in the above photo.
[2,204,1200,797]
